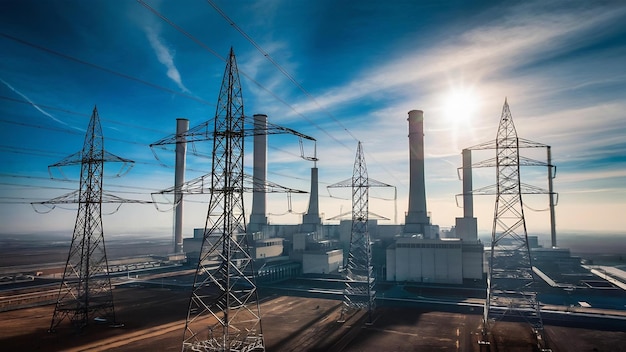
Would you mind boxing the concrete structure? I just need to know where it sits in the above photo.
[184,106,484,286]
[547,146,557,248]
[251,238,284,259]
[404,110,434,238]
[185,228,287,263]
[249,114,268,233]
[387,238,462,284]
[174,118,189,253]
[386,238,483,284]
[385,112,485,285]
[460,241,484,279]
[455,149,478,241]
[301,167,322,233]
[302,249,343,274]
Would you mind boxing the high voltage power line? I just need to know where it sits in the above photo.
[0,95,170,135]
[202,0,405,186]
[205,0,359,143]
[0,96,329,197]
[1,3,402,208]
[0,32,214,107]
[136,0,353,152]
[138,0,404,186]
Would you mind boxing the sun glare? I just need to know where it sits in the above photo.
[443,88,479,125]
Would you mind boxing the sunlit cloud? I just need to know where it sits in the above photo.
[288,2,626,118]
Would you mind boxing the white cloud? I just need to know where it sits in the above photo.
[286,2,626,120]
[144,25,190,93]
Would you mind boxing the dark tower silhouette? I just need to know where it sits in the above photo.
[182,48,264,351]
[329,142,393,324]
[48,107,132,331]
[482,99,547,349]
[342,142,375,323]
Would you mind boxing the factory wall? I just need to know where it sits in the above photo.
[251,238,284,259]
[386,238,466,284]
[302,249,343,274]
[461,241,484,279]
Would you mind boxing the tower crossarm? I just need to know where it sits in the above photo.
[518,137,549,148]
[48,150,134,167]
[150,115,317,164]
[152,172,307,195]
[328,177,393,189]
[464,183,552,196]
[466,137,548,151]
[48,151,134,180]
[33,191,150,205]
[464,155,549,170]
[150,115,315,145]
[466,139,497,150]
[326,211,389,221]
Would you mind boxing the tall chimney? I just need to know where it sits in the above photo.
[404,110,430,236]
[249,114,268,233]
[547,146,557,248]
[462,149,473,218]
[301,167,321,233]
[174,118,189,253]
[455,148,478,241]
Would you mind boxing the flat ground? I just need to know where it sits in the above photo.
[1,287,626,351]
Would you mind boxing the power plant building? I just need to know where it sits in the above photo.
[182,108,483,285]
[385,110,484,285]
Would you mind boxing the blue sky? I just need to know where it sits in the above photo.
[1,0,625,241]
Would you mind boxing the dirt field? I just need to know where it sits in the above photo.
[1,287,626,351]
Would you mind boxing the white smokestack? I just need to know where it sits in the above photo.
[455,148,478,241]
[249,114,268,233]
[301,167,321,233]
[462,149,473,218]
[174,118,189,253]
[405,110,431,236]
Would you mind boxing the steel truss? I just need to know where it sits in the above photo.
[477,99,549,350]
[182,48,264,352]
[43,107,134,332]
[328,142,392,324]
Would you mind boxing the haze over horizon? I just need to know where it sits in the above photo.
[1,0,625,238]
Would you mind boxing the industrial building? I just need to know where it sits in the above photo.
[383,110,483,284]
[180,108,484,285]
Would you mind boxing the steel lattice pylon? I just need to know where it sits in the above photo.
[182,48,264,352]
[48,107,130,331]
[328,142,390,324]
[343,142,375,323]
[482,99,545,343]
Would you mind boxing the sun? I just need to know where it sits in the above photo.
[443,87,479,126]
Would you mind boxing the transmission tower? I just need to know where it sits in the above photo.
[42,106,134,332]
[182,48,264,352]
[478,99,548,349]
[147,48,314,351]
[328,142,392,324]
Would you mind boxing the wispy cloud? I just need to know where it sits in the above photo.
[144,25,190,93]
[557,168,626,184]
[0,78,68,126]
[290,2,625,118]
